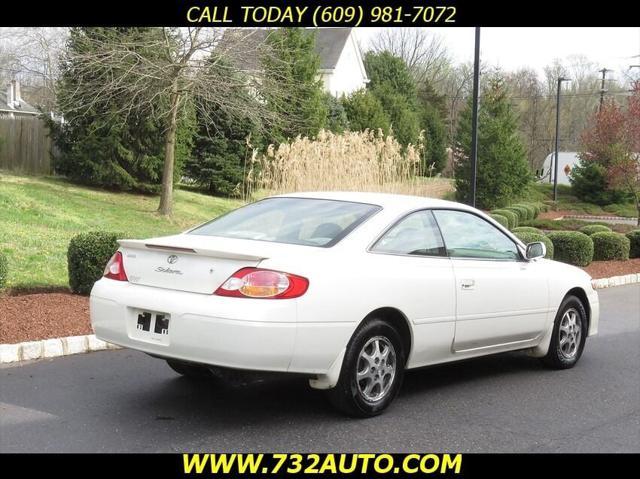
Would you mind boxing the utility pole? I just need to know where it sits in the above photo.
[469,27,481,208]
[553,77,571,201]
[599,68,612,112]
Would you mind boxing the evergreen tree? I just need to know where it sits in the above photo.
[261,29,327,143]
[420,103,448,174]
[323,93,349,133]
[454,77,531,209]
[362,51,448,174]
[185,59,261,197]
[342,89,390,134]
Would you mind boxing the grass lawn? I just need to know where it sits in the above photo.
[521,183,637,218]
[0,173,241,289]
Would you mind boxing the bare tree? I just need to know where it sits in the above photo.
[369,28,452,87]
[57,27,296,215]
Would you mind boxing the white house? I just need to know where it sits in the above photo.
[0,80,40,118]
[314,28,369,97]
[228,28,369,98]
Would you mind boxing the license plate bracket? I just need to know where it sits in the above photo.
[131,310,171,344]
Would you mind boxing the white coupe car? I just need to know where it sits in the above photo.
[90,192,599,416]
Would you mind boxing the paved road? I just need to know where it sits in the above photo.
[1,285,638,453]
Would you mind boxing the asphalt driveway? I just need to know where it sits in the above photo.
[1,284,638,452]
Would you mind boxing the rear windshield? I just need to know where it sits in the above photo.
[189,197,381,247]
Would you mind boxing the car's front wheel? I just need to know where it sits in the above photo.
[326,318,405,417]
[542,295,588,369]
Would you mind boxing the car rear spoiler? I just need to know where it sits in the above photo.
[117,239,269,262]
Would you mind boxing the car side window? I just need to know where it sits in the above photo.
[372,210,446,257]
[432,210,520,261]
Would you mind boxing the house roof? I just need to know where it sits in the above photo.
[221,28,354,72]
[314,28,352,70]
[0,89,39,115]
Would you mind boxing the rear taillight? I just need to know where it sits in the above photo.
[215,267,308,299]
[103,251,128,281]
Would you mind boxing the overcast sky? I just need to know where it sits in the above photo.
[356,27,640,82]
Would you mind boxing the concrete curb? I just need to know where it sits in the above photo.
[2,273,639,364]
[591,273,640,290]
[0,334,121,364]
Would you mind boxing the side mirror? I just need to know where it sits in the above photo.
[526,241,546,260]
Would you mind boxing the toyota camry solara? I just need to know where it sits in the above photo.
[90,192,599,416]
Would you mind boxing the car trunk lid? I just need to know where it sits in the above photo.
[118,235,271,294]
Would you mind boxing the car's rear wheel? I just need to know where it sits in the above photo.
[326,318,405,417]
[542,295,587,369]
[166,359,215,379]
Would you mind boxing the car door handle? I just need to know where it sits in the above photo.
[461,279,475,290]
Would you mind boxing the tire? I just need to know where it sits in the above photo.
[541,295,588,369]
[166,359,215,379]
[326,318,405,417]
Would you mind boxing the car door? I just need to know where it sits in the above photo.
[432,209,549,353]
[369,209,456,366]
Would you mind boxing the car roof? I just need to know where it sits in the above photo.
[272,191,473,212]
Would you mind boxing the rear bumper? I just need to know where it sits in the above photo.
[90,279,299,372]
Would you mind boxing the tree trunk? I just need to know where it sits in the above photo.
[158,86,181,216]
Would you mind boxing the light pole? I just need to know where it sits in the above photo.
[470,27,481,207]
[553,77,571,201]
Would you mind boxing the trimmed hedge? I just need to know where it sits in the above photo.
[578,224,612,236]
[546,231,594,267]
[0,252,7,289]
[514,231,554,259]
[591,232,630,261]
[513,203,537,220]
[505,205,530,223]
[490,214,509,229]
[68,231,122,295]
[491,209,518,229]
[512,226,544,235]
[627,230,640,258]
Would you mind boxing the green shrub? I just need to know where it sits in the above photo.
[0,252,7,289]
[536,202,549,213]
[546,231,594,267]
[513,203,536,220]
[491,209,518,229]
[578,224,612,236]
[68,231,122,295]
[591,232,630,261]
[627,230,640,258]
[490,214,509,229]
[505,205,529,223]
[514,232,554,259]
[513,226,544,235]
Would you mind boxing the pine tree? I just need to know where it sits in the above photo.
[342,89,390,134]
[185,58,261,197]
[454,77,531,209]
[362,51,448,174]
[261,29,328,143]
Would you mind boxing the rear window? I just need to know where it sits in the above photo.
[189,197,381,247]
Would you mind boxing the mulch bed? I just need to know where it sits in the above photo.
[581,258,640,280]
[538,210,578,220]
[0,293,91,344]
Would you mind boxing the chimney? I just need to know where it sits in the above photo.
[11,79,21,106]
[6,82,13,109]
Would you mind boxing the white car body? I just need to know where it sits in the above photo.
[90,192,599,390]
